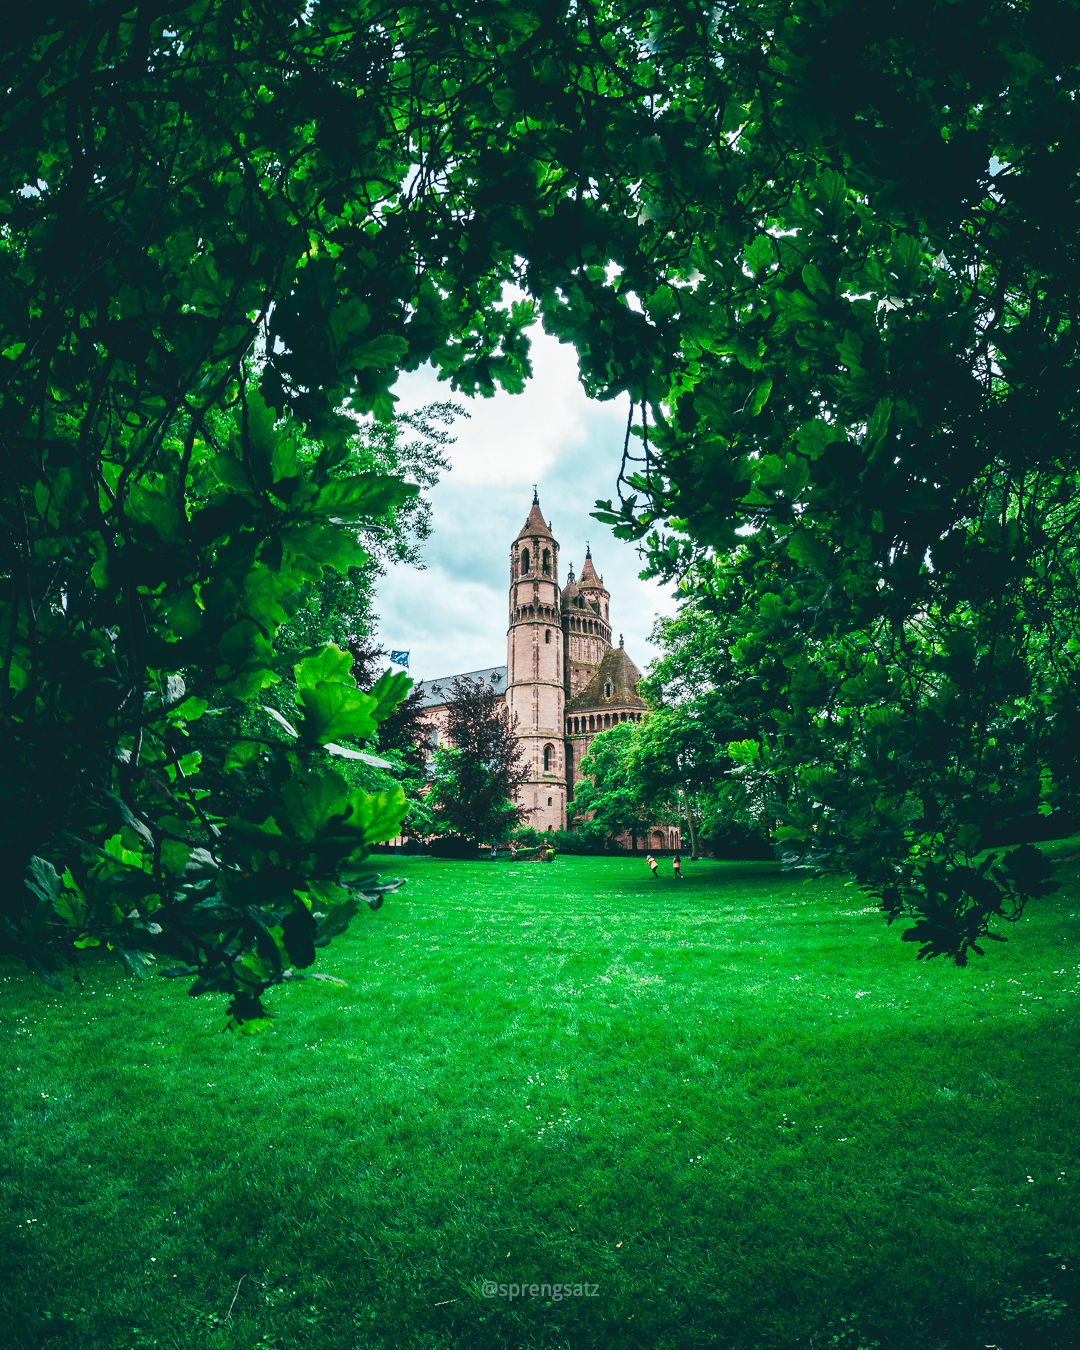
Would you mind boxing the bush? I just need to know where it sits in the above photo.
[511,827,612,856]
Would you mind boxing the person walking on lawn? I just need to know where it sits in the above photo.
[672,853,682,880]
[646,854,659,880]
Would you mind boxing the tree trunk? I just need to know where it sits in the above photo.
[681,787,701,860]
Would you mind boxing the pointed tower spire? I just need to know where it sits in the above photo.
[532,484,539,505]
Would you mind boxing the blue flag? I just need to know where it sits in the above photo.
[389,650,409,668]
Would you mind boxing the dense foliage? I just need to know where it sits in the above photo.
[5,0,1078,976]
[0,4,493,1019]
[569,721,664,851]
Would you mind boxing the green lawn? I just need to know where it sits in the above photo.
[2,848,1079,1350]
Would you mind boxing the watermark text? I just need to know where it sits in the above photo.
[481,1279,599,1301]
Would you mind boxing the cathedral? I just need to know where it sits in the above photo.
[416,491,660,835]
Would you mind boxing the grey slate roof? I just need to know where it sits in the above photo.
[565,646,646,714]
[415,666,508,709]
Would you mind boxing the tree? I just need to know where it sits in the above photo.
[5,0,1078,979]
[425,677,528,847]
[570,722,663,852]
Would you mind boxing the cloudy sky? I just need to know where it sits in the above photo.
[371,325,680,685]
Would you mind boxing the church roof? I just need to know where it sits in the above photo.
[577,550,606,591]
[416,666,507,709]
[561,565,580,603]
[566,643,646,714]
[517,494,553,540]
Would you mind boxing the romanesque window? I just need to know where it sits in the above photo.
[588,715,595,730]
[542,548,551,575]
[521,548,530,573]
[604,681,612,697]
[545,629,550,644]
[543,744,554,771]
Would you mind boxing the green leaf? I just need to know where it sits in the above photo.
[161,839,195,874]
[801,263,829,295]
[224,740,262,770]
[749,379,772,416]
[787,529,832,572]
[281,772,351,842]
[280,523,368,574]
[241,563,297,632]
[25,855,61,906]
[743,235,775,277]
[313,898,362,947]
[104,794,153,844]
[164,589,203,639]
[366,668,413,721]
[120,950,152,980]
[344,784,408,844]
[339,333,409,372]
[866,397,893,451]
[727,739,761,765]
[327,297,371,351]
[297,681,379,742]
[311,474,415,521]
[173,696,209,721]
[295,645,354,689]
[125,485,183,543]
[218,620,275,670]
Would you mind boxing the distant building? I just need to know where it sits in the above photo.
[417,492,679,847]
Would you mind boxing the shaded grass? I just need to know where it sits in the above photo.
[2,846,1080,1349]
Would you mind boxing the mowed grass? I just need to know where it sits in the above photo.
[2,849,1080,1350]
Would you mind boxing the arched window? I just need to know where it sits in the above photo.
[604,681,612,698]
[543,744,553,771]
[521,548,530,573]
[542,548,551,575]
[545,629,551,644]
[589,715,595,730]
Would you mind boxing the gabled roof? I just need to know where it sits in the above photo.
[416,666,507,709]
[566,644,646,713]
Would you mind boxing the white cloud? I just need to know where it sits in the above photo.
[371,325,679,682]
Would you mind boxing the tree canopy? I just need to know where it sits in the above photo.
[4,0,1079,988]
[423,676,528,846]
[570,720,666,851]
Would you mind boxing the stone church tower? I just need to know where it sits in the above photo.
[417,489,667,847]
[506,491,566,831]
